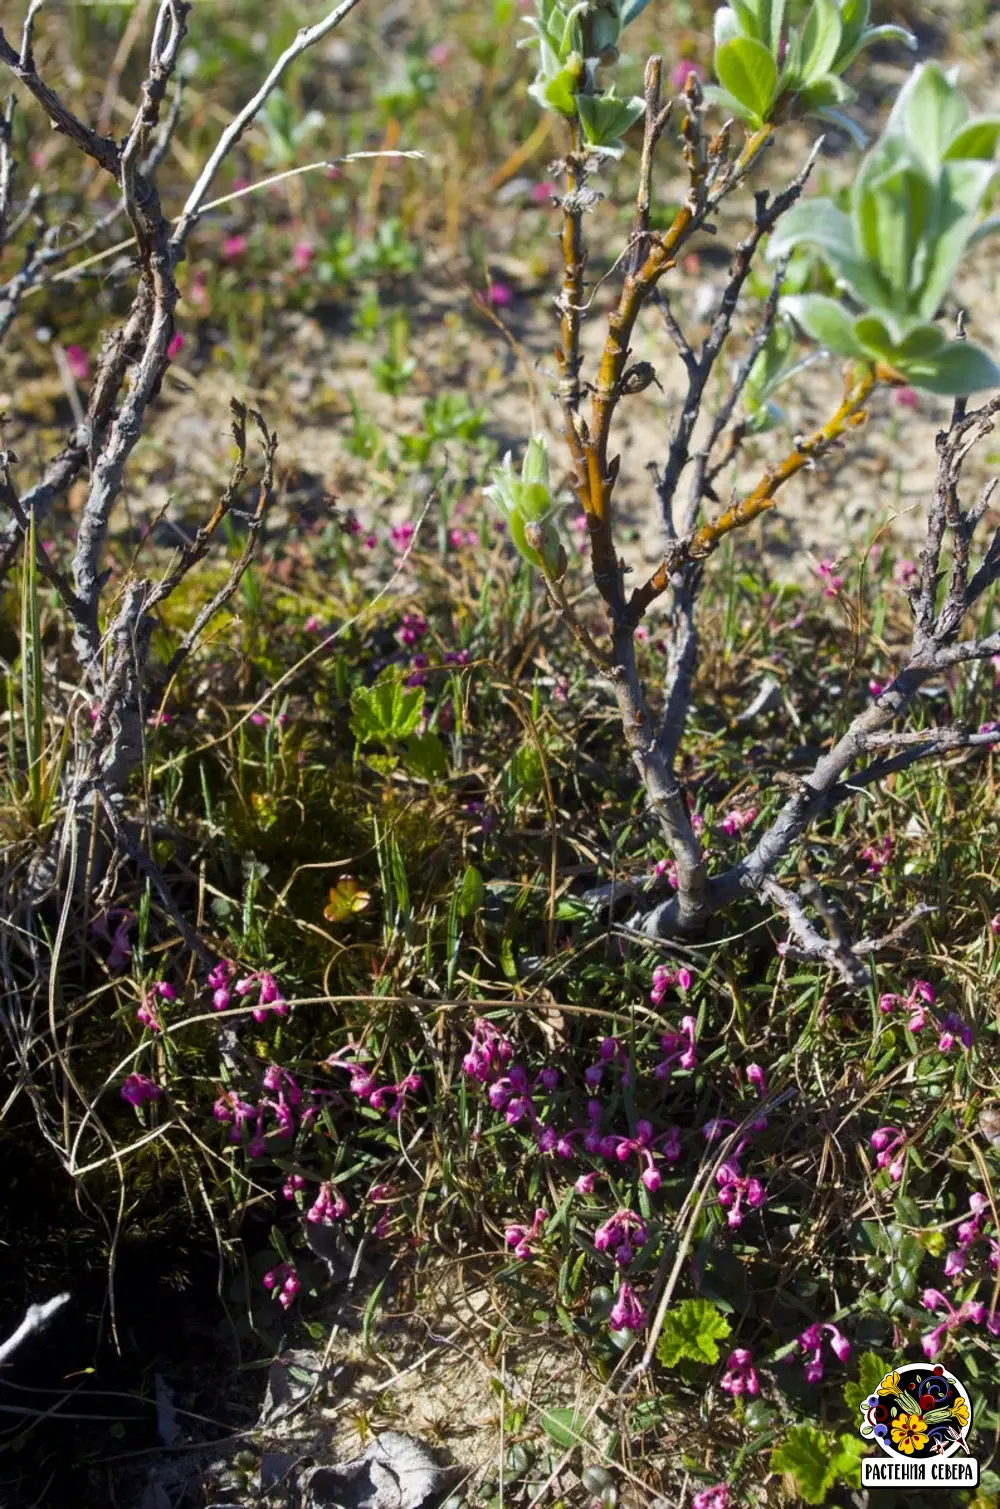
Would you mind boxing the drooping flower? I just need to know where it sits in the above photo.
[222,233,248,261]
[920,1288,987,1359]
[504,1207,547,1261]
[720,1348,760,1397]
[691,1487,730,1509]
[120,1072,162,1107]
[262,1261,300,1309]
[609,1280,647,1333]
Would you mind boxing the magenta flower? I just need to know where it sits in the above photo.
[789,1322,850,1382]
[486,280,513,308]
[893,557,918,585]
[894,386,918,409]
[575,1171,598,1195]
[504,1207,547,1261]
[427,41,450,65]
[720,1348,760,1397]
[937,1011,973,1053]
[120,1072,162,1107]
[396,612,428,648]
[653,1016,697,1080]
[669,59,707,90]
[222,233,248,261]
[390,520,416,552]
[609,1280,647,1333]
[531,180,556,204]
[716,1159,766,1230]
[860,834,892,875]
[291,241,314,273]
[166,331,185,360]
[263,1261,300,1309]
[870,1126,906,1182]
[650,966,692,1006]
[64,344,91,382]
[307,1181,349,1225]
[691,1487,729,1509]
[746,1063,767,1097]
[921,1288,986,1359]
[719,805,757,837]
[815,558,844,596]
[594,1208,648,1267]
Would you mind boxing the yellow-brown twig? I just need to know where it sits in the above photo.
[628,364,878,621]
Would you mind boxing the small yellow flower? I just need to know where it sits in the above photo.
[877,1372,901,1397]
[951,1397,970,1428]
[891,1415,929,1455]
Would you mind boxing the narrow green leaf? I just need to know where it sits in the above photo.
[799,0,842,86]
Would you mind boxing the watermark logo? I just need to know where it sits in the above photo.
[859,1362,979,1490]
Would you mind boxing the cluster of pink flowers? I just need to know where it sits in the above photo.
[222,233,248,262]
[462,1017,515,1081]
[325,1049,422,1121]
[653,1017,697,1081]
[396,612,427,648]
[691,1486,729,1509]
[449,526,480,549]
[594,1208,647,1267]
[209,962,288,1023]
[943,1192,998,1278]
[136,980,176,1032]
[716,1151,767,1230]
[306,1181,349,1226]
[390,520,415,553]
[860,834,892,875]
[121,1072,162,1107]
[878,981,973,1051]
[650,965,693,1005]
[719,805,757,838]
[584,1034,631,1090]
[870,1126,906,1182]
[609,1280,646,1333]
[263,1261,300,1309]
[893,557,918,586]
[504,1206,547,1260]
[815,558,844,597]
[921,1288,999,1359]
[787,1321,851,1382]
[720,1347,760,1396]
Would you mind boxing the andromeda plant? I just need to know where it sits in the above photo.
[487,5,1000,978]
[709,0,916,140]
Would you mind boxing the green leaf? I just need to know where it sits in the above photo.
[456,864,485,920]
[892,323,946,360]
[655,1299,731,1368]
[840,22,915,73]
[781,294,866,358]
[827,1433,866,1487]
[701,83,761,126]
[771,1425,835,1505]
[403,731,449,781]
[916,158,997,320]
[944,116,1000,161]
[899,339,1000,396]
[538,1407,592,1449]
[767,200,879,305]
[834,0,869,64]
[797,73,853,110]
[843,1351,888,1414]
[715,37,777,125]
[577,89,646,156]
[887,61,968,174]
[350,679,425,746]
[799,0,842,85]
[852,314,896,359]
